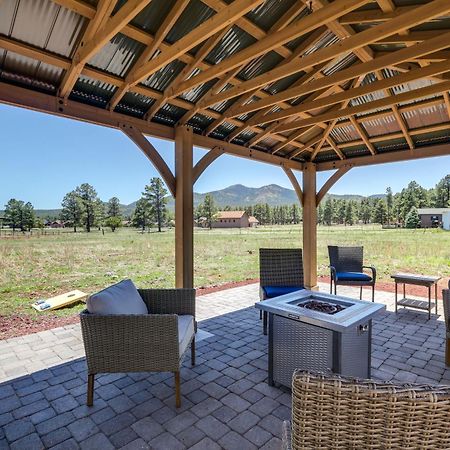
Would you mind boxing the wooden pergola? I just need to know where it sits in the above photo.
[1,0,450,289]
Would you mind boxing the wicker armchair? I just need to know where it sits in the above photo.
[328,245,376,301]
[282,370,450,450]
[80,288,195,408]
[444,282,450,366]
[259,248,304,335]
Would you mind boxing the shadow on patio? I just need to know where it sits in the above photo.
[0,283,449,449]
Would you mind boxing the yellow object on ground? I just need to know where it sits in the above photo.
[32,290,88,312]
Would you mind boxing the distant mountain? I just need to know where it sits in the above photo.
[1,185,386,219]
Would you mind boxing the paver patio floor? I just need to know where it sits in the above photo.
[0,283,449,449]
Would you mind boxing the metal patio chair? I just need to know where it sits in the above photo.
[80,288,196,408]
[328,245,376,301]
[443,282,450,366]
[259,248,304,335]
[282,370,450,450]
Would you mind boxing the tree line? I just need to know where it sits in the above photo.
[2,175,448,231]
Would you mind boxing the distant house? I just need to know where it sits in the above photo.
[248,216,259,227]
[417,208,449,228]
[45,220,65,228]
[212,211,251,228]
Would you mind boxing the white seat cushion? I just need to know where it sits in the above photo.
[178,315,194,355]
[87,279,148,315]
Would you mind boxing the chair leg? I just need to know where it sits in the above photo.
[263,311,268,335]
[372,284,375,302]
[330,280,333,294]
[259,309,262,320]
[87,374,95,407]
[334,283,337,295]
[174,371,181,408]
[191,337,196,366]
[360,286,363,300]
[446,339,450,367]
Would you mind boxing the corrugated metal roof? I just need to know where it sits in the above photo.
[0,0,448,165]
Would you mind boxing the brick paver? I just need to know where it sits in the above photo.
[0,283,449,448]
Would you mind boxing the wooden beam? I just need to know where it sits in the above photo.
[316,167,351,205]
[171,0,370,100]
[443,91,450,119]
[193,147,223,183]
[60,0,152,98]
[325,137,346,160]
[283,167,303,206]
[247,59,450,127]
[225,30,450,120]
[126,0,267,86]
[275,80,450,133]
[315,143,450,171]
[0,81,303,171]
[108,0,191,110]
[121,124,176,197]
[199,0,450,111]
[59,0,117,98]
[349,116,376,155]
[75,0,152,66]
[339,5,414,24]
[302,163,317,289]
[145,26,231,120]
[175,126,194,289]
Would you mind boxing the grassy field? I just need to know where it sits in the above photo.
[0,225,449,317]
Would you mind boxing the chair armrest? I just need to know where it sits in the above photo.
[362,265,377,282]
[80,311,180,373]
[138,289,195,318]
[329,266,337,281]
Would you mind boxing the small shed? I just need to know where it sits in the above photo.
[249,216,259,227]
[417,208,450,228]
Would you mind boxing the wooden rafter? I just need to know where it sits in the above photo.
[193,147,223,183]
[197,0,450,112]
[125,0,267,87]
[247,59,450,126]
[283,167,303,206]
[275,80,450,133]
[170,0,370,102]
[59,0,117,98]
[59,0,152,98]
[108,0,191,110]
[349,116,376,155]
[315,143,450,171]
[224,32,450,120]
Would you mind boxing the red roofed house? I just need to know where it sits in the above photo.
[212,211,251,228]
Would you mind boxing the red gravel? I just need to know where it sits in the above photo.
[1,276,448,341]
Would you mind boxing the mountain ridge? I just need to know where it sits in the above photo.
[1,184,385,218]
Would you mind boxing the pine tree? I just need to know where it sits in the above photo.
[61,191,82,232]
[345,201,355,226]
[197,193,217,229]
[75,183,100,232]
[22,202,35,231]
[132,198,151,232]
[405,207,420,229]
[106,197,122,232]
[386,187,393,225]
[4,199,24,232]
[291,204,300,224]
[322,198,333,225]
[432,174,450,207]
[143,178,168,232]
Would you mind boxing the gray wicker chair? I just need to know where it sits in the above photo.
[328,245,376,301]
[444,282,450,366]
[259,248,304,335]
[80,288,195,408]
[282,370,450,450]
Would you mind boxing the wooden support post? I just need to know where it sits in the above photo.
[175,126,194,288]
[302,163,317,290]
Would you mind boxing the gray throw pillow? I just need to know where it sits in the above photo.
[87,279,148,315]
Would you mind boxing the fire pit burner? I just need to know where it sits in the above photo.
[300,300,345,315]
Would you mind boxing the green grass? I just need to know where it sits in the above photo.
[0,225,449,317]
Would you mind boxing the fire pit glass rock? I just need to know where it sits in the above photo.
[299,299,346,315]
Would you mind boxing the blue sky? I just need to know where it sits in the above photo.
[1,103,449,208]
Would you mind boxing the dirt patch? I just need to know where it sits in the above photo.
[2,276,448,341]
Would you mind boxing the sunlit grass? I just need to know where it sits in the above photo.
[0,225,448,317]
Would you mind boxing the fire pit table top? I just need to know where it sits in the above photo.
[256,290,385,332]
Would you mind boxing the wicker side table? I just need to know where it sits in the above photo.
[391,273,441,319]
